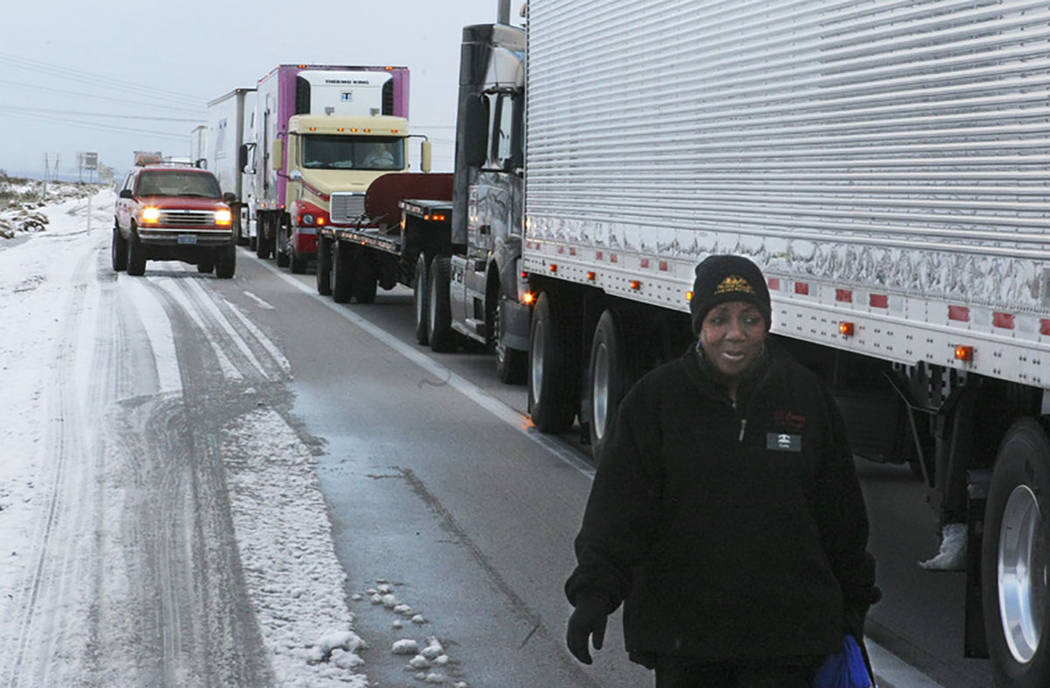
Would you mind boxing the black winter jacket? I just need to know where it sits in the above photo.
[565,343,879,667]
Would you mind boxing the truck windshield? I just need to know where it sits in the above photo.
[301,135,405,171]
[136,171,221,198]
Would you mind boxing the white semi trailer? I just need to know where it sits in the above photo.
[205,87,256,246]
[516,2,1050,686]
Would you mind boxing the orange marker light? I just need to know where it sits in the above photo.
[586,271,596,281]
[686,290,694,302]
[955,345,974,361]
[839,322,854,336]
[522,292,536,305]
[549,264,557,273]
[630,280,641,290]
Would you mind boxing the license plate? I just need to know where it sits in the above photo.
[177,234,197,245]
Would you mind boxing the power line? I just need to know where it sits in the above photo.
[0,50,207,104]
[0,109,190,140]
[0,78,205,115]
[0,105,203,123]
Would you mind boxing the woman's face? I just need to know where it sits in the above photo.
[699,301,767,381]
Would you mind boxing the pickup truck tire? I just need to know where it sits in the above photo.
[586,309,627,456]
[427,256,455,352]
[215,245,236,279]
[111,226,127,272]
[982,417,1050,688]
[332,240,353,304]
[528,292,578,433]
[316,236,332,295]
[413,252,430,345]
[126,227,146,276]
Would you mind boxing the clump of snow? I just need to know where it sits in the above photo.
[0,180,99,239]
[424,672,446,683]
[409,654,430,669]
[392,639,420,655]
[411,614,428,625]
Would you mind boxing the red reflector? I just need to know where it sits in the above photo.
[558,245,564,254]
[795,282,809,296]
[836,289,852,303]
[610,254,618,264]
[596,251,603,260]
[955,345,974,361]
[948,306,970,322]
[870,294,888,309]
[641,258,650,268]
[767,278,780,290]
[659,261,668,271]
[569,247,576,256]
[993,312,1015,329]
[1042,319,1050,336]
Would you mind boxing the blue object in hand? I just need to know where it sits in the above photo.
[812,634,874,688]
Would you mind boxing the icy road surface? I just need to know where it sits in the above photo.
[0,189,371,687]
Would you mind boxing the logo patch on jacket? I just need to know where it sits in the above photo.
[767,433,802,452]
[773,409,807,431]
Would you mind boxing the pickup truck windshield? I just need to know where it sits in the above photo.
[136,171,221,198]
[302,135,405,171]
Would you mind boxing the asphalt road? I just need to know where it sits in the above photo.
[217,246,996,688]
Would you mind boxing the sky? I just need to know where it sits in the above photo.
[0,0,521,180]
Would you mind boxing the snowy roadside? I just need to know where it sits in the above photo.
[0,189,377,686]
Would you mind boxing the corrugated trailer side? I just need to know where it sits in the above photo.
[521,3,1050,684]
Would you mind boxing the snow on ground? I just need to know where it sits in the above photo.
[0,188,385,686]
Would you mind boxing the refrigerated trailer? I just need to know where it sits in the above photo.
[205,87,255,246]
[517,2,1050,686]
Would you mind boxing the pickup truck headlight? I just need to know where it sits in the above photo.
[214,209,232,225]
[141,207,161,224]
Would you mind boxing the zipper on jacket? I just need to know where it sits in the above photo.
[738,418,747,442]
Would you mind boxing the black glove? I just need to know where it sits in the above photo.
[567,595,612,664]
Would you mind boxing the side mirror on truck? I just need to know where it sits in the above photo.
[464,94,488,168]
[119,189,133,199]
[238,144,249,171]
[420,140,432,174]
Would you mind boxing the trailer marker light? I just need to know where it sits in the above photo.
[392,129,399,133]
[522,292,536,305]
[955,345,974,361]
[686,290,693,302]
[141,207,160,223]
[549,264,557,273]
[630,280,641,290]
[839,322,854,336]
[337,127,345,132]
[309,127,317,131]
[433,214,446,221]
[521,271,527,279]
[364,128,372,133]
[351,128,359,133]
[586,271,596,281]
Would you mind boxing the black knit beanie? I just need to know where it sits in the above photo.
[690,255,772,335]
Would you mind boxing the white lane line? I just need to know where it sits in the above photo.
[150,276,243,382]
[256,259,596,478]
[866,638,945,688]
[243,290,275,310]
[181,277,270,379]
[219,295,291,376]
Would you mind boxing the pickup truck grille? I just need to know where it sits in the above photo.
[158,209,214,226]
[331,193,366,224]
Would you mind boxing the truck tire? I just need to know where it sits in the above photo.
[586,309,628,457]
[427,255,455,352]
[255,216,271,259]
[290,247,307,274]
[982,418,1050,688]
[494,296,527,385]
[528,291,579,433]
[413,252,430,345]
[126,226,146,276]
[111,225,127,272]
[332,240,353,304]
[276,225,290,268]
[316,236,332,295]
[353,256,378,304]
[215,245,236,279]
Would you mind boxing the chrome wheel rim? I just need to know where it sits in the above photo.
[998,484,1045,664]
[592,341,610,441]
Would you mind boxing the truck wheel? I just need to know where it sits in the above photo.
[982,418,1050,688]
[126,227,146,276]
[215,245,236,279]
[290,248,307,274]
[332,240,354,304]
[586,309,628,458]
[494,297,527,385]
[427,255,455,352]
[111,226,127,272]
[256,216,271,259]
[353,256,378,304]
[316,236,332,295]
[276,226,290,268]
[249,235,257,251]
[528,291,579,433]
[413,252,430,345]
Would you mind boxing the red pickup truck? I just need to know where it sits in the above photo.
[113,164,236,277]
